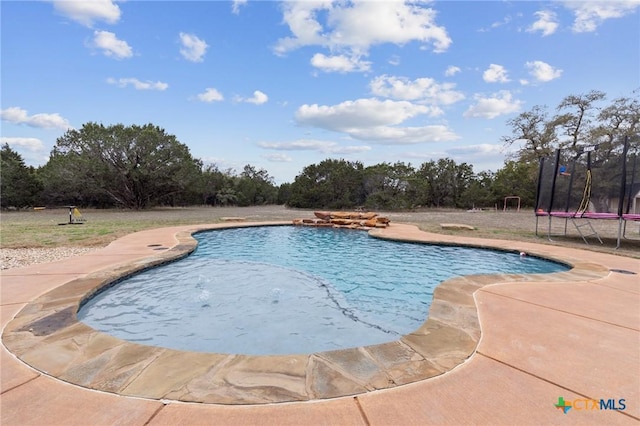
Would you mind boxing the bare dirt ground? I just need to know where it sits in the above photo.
[1,205,638,269]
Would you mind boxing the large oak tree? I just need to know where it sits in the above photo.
[43,123,202,209]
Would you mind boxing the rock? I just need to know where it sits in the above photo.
[294,211,390,229]
[330,218,354,226]
[329,211,353,219]
[440,223,475,231]
[359,212,377,220]
[363,218,377,227]
[314,211,332,220]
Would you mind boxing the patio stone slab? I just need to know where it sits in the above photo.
[0,273,85,304]
[1,345,39,393]
[0,375,161,426]
[1,302,23,327]
[482,280,640,330]
[357,354,636,425]
[148,397,366,426]
[0,254,152,276]
[475,289,640,419]
[1,303,41,393]
[362,341,443,386]
[598,270,640,293]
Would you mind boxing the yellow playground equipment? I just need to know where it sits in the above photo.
[59,206,86,225]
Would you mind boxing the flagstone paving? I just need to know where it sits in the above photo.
[1,222,638,425]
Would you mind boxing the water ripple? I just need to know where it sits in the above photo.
[78,226,567,355]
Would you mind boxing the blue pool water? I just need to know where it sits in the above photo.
[78,226,568,355]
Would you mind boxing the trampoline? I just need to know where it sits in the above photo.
[535,135,640,248]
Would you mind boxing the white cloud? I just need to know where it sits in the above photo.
[275,1,451,61]
[310,53,371,73]
[445,65,461,77]
[526,60,563,82]
[262,153,293,162]
[1,107,29,123]
[405,144,508,172]
[348,125,459,144]
[370,75,464,107]
[563,1,640,32]
[483,64,510,83]
[1,107,73,130]
[273,2,326,55]
[0,137,45,152]
[260,140,337,151]
[52,0,121,27]
[107,77,168,91]
[197,88,224,103]
[295,98,458,144]
[445,143,509,171]
[327,1,452,53]
[259,139,372,155]
[527,10,559,36]
[90,30,133,59]
[478,14,519,33]
[200,156,241,173]
[296,98,430,131]
[464,91,523,119]
[179,32,208,62]
[485,15,513,32]
[330,145,373,154]
[0,137,49,166]
[244,90,269,105]
[446,144,503,156]
[231,0,248,15]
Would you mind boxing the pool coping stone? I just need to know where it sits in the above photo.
[0,221,616,405]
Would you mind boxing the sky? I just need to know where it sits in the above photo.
[1,1,639,184]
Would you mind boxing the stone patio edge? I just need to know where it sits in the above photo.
[1,222,610,405]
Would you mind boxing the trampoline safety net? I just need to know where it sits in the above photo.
[536,136,640,217]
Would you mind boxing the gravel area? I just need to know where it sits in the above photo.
[0,247,99,270]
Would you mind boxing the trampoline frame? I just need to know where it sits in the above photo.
[534,136,640,249]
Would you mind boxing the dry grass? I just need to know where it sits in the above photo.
[1,205,638,258]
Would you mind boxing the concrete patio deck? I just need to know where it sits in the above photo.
[1,222,638,425]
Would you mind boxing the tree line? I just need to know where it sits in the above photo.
[2,90,638,211]
[283,158,538,210]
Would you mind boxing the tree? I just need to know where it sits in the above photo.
[235,165,278,206]
[288,159,365,209]
[591,89,640,158]
[460,171,495,209]
[198,164,224,205]
[363,162,414,209]
[553,90,606,150]
[411,158,473,208]
[45,123,202,209]
[502,105,557,163]
[215,187,239,206]
[197,164,238,206]
[491,161,538,207]
[0,144,43,208]
[277,182,292,205]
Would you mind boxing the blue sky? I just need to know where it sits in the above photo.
[2,1,639,184]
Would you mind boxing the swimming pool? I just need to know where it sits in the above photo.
[78,226,568,355]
